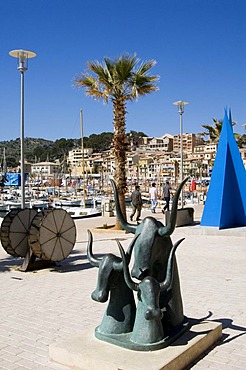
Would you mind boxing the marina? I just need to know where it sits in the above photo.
[0,183,104,221]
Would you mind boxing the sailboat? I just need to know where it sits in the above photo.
[65,206,101,219]
[64,109,101,219]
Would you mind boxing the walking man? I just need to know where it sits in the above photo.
[149,182,158,213]
[130,185,142,222]
[162,180,171,213]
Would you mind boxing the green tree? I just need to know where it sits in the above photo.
[127,130,147,147]
[51,138,76,161]
[74,54,158,228]
[202,118,236,142]
[32,145,46,162]
[87,132,114,152]
[237,134,246,148]
[6,156,19,168]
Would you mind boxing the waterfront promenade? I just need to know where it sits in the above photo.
[0,204,245,369]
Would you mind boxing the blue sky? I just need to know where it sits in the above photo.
[0,0,245,141]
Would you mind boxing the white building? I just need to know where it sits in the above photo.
[31,162,60,177]
[67,148,93,176]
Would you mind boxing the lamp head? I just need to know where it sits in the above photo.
[173,100,189,115]
[9,49,36,72]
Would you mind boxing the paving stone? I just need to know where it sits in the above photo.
[0,358,20,370]
[0,205,245,369]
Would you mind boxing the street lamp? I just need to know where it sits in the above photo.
[9,49,37,209]
[173,100,189,208]
[80,109,86,207]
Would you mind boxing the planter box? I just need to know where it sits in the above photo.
[165,207,194,227]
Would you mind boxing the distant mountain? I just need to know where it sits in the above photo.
[0,130,146,169]
[0,138,55,168]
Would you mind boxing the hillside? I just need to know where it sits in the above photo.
[0,131,146,169]
[0,138,55,168]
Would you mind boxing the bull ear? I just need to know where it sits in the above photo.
[110,179,137,234]
[158,177,189,237]
[116,239,138,291]
[160,238,185,291]
[87,230,101,267]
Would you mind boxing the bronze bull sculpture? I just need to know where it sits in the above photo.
[110,177,188,332]
[87,177,189,350]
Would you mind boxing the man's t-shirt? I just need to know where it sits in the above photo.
[149,187,157,200]
[163,184,171,198]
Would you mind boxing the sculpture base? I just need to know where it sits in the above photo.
[49,320,222,370]
[95,319,189,351]
[165,208,194,227]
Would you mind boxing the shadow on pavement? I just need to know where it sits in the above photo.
[0,255,22,272]
[0,248,106,273]
[52,252,109,273]
[184,313,246,369]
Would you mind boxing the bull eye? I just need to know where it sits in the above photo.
[145,310,151,320]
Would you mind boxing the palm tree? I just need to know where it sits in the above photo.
[237,134,246,148]
[202,118,223,142]
[202,118,236,143]
[74,54,158,229]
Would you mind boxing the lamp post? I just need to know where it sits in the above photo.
[80,109,86,207]
[9,49,37,209]
[173,100,189,208]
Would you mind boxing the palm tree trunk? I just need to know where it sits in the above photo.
[112,98,127,230]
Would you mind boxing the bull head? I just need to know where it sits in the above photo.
[87,229,139,302]
[117,238,184,320]
[110,177,189,237]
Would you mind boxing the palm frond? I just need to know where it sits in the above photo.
[87,60,113,88]
[135,59,157,75]
[114,54,138,82]
[74,75,98,89]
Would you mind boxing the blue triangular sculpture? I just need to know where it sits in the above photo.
[201,109,246,229]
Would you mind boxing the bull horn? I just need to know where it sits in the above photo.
[116,239,138,291]
[160,238,185,291]
[87,229,101,267]
[113,233,140,271]
[158,177,189,237]
[110,179,137,234]
[126,233,140,261]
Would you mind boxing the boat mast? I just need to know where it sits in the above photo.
[80,109,86,207]
[3,148,7,174]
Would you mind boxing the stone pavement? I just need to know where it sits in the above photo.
[0,204,245,369]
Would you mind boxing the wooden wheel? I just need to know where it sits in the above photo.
[0,208,38,257]
[28,209,76,261]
